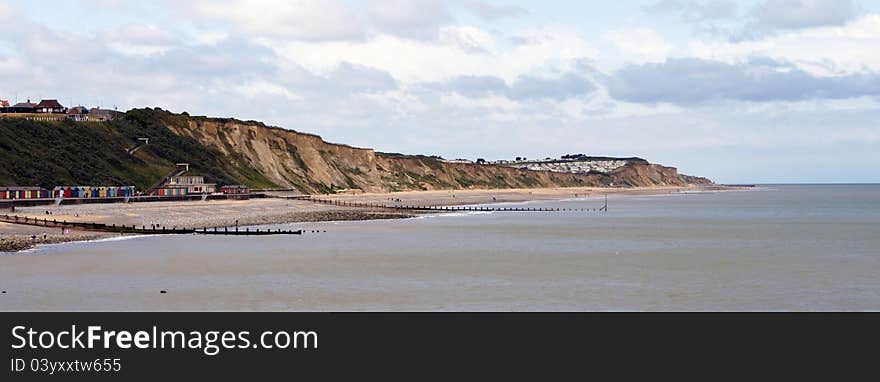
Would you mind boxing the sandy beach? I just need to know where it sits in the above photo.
[1,185,728,251]
[318,185,716,206]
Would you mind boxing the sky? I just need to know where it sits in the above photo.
[1,0,879,184]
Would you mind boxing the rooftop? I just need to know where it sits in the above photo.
[35,99,64,109]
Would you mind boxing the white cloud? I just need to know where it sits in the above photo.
[751,0,857,30]
[182,0,366,41]
[690,14,880,76]
[103,24,177,56]
[603,28,673,63]
[274,25,597,83]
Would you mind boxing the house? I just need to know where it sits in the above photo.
[0,100,9,112]
[220,185,250,195]
[166,175,216,194]
[8,100,36,113]
[34,99,66,114]
[66,106,90,121]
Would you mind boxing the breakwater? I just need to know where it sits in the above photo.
[304,197,608,212]
[0,214,301,236]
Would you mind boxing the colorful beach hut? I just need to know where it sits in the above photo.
[1,187,47,199]
[119,186,135,197]
[53,186,73,198]
[157,186,188,197]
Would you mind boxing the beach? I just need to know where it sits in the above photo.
[1,185,724,252]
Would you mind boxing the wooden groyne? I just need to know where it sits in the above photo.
[0,214,302,236]
[304,197,608,213]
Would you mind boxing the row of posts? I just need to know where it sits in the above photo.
[1,215,301,235]
[309,199,604,213]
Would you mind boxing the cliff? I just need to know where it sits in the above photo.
[166,112,711,193]
[0,108,711,192]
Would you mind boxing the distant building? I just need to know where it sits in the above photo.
[166,175,216,194]
[220,185,250,195]
[34,99,66,114]
[7,100,36,113]
[0,100,9,108]
[66,106,90,121]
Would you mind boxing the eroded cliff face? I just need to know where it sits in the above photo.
[166,117,711,193]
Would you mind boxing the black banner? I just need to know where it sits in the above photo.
[1,313,875,379]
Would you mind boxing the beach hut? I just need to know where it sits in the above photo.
[97,187,107,198]
[119,186,134,197]
[91,187,100,198]
[161,186,187,197]
[71,186,84,198]
[0,189,7,199]
[53,186,73,198]
[107,186,118,198]
[3,187,47,199]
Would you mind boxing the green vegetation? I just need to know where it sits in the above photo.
[0,108,278,189]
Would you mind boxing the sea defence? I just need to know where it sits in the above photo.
[0,214,302,236]
[303,196,609,212]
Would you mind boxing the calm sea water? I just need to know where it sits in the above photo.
[1,185,878,311]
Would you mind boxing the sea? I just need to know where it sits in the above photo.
[1,184,878,311]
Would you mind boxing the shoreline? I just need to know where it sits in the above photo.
[2,185,741,252]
